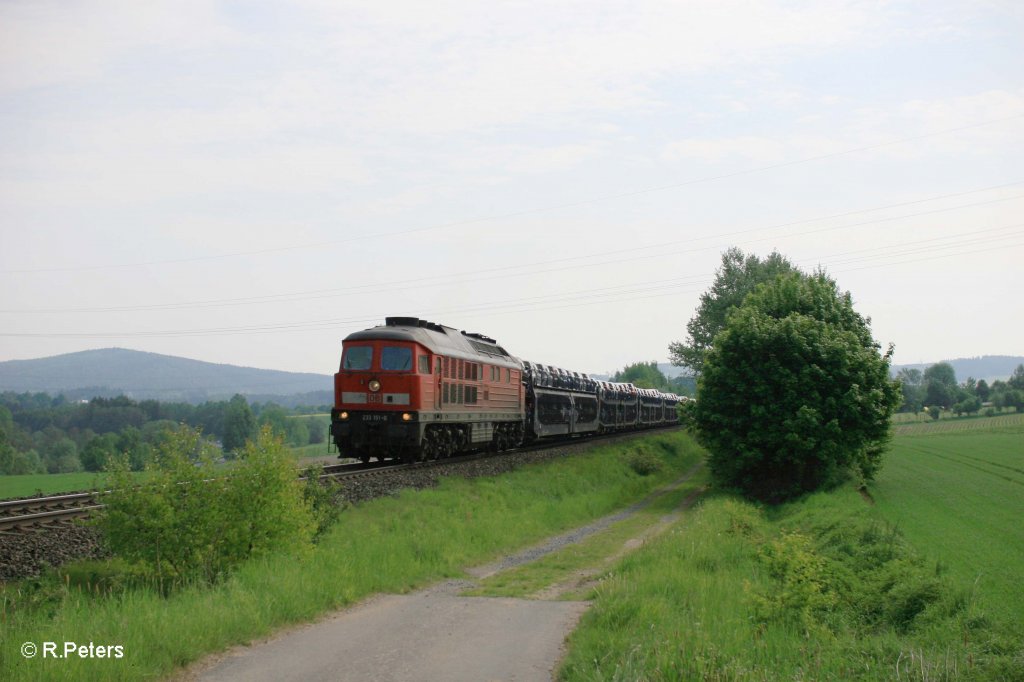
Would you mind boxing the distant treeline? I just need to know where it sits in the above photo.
[611,361,695,396]
[0,392,331,476]
[896,362,1024,416]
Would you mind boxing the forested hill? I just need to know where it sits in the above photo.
[890,355,1024,383]
[0,348,333,405]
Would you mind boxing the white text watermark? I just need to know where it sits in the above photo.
[21,641,124,659]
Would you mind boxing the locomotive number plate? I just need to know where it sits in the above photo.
[362,414,388,422]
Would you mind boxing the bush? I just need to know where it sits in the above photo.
[624,446,663,476]
[300,464,345,539]
[97,426,315,587]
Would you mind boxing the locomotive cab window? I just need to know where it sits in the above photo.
[381,346,413,371]
[419,355,430,374]
[342,346,372,370]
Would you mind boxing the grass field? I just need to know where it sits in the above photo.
[874,412,1024,626]
[1,430,702,682]
[0,472,110,499]
[0,441,336,500]
[560,415,1024,681]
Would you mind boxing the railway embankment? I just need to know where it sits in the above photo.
[2,429,702,681]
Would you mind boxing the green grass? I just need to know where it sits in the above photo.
[290,442,335,462]
[465,469,708,599]
[559,419,1024,681]
[0,472,110,499]
[893,411,1024,435]
[1,430,702,681]
[873,416,1024,627]
[0,440,337,500]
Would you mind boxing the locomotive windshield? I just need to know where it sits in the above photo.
[342,346,372,370]
[381,346,413,371]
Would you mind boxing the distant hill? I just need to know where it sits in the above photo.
[0,348,333,406]
[890,355,1023,384]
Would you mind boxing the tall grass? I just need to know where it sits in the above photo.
[1,430,702,681]
[560,419,1024,681]
[561,487,1021,680]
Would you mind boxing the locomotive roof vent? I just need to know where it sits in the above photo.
[417,319,446,332]
[462,331,497,344]
[386,316,420,327]
[383,316,446,333]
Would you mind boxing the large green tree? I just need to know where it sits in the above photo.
[1009,363,1024,390]
[612,361,670,390]
[896,368,924,413]
[223,394,256,452]
[923,362,958,408]
[669,248,796,374]
[693,270,900,502]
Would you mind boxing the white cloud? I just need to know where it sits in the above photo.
[660,89,1024,165]
[0,1,246,92]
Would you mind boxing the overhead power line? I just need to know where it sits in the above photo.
[3,182,1021,314]
[3,113,1022,276]
[2,221,1020,339]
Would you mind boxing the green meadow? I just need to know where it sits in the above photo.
[0,472,109,499]
[874,414,1024,626]
[1,431,702,681]
[559,414,1024,681]
[0,443,334,500]
[3,418,1021,680]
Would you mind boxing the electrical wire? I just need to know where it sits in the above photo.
[3,183,1021,314]
[2,220,1020,339]
[3,113,1021,275]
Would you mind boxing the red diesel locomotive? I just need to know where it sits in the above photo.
[330,317,684,462]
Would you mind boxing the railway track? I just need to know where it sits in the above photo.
[0,492,105,533]
[0,428,677,534]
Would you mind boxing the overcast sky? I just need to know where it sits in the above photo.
[1,0,1022,378]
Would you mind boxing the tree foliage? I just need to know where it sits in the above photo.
[896,368,924,413]
[223,393,256,452]
[669,248,797,374]
[923,362,958,408]
[98,426,315,586]
[612,361,670,390]
[693,270,901,502]
[1009,363,1024,390]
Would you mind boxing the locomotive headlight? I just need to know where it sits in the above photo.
[401,412,412,422]
[339,411,349,420]
[368,380,381,392]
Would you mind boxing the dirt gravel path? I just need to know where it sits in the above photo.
[193,587,588,682]
[187,464,704,682]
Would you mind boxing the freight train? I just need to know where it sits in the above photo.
[330,317,686,463]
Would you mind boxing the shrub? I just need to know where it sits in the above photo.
[624,445,663,476]
[749,531,837,635]
[97,426,315,587]
[301,464,345,539]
